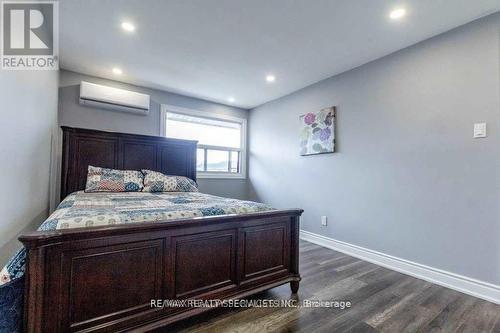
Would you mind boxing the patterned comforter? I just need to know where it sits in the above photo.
[0,191,273,332]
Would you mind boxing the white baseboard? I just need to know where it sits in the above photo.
[300,229,500,305]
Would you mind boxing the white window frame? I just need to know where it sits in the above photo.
[160,104,247,179]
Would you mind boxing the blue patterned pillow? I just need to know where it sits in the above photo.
[142,170,198,192]
[85,166,144,192]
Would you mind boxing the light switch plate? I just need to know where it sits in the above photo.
[473,123,487,138]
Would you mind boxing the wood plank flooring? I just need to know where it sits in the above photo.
[166,240,500,333]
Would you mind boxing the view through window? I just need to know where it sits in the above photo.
[165,111,244,175]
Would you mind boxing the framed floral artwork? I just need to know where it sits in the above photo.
[299,106,336,155]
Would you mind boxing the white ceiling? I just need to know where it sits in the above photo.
[59,0,500,109]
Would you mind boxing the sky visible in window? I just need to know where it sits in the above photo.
[166,113,241,149]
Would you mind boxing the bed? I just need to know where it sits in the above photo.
[10,126,303,332]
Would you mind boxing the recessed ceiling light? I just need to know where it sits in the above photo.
[112,67,123,75]
[228,97,235,103]
[266,74,276,83]
[389,8,406,20]
[121,21,135,32]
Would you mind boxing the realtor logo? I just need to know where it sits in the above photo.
[1,0,58,70]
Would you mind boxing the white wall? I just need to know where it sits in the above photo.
[248,14,500,285]
[0,70,59,266]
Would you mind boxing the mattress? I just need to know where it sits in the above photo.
[0,191,272,332]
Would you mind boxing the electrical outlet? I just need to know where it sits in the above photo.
[321,216,328,226]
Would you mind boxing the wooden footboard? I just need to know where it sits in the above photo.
[19,209,302,332]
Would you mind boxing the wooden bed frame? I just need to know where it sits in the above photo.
[19,127,303,332]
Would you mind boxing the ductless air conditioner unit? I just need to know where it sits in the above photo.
[79,81,150,115]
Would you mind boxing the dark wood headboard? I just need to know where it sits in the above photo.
[60,126,197,200]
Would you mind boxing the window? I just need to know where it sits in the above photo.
[160,105,246,179]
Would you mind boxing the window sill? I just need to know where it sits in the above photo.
[197,172,246,180]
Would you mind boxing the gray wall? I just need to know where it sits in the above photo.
[0,70,59,266]
[248,14,500,285]
[58,70,249,200]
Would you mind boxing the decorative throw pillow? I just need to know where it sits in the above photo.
[142,170,198,192]
[85,166,144,192]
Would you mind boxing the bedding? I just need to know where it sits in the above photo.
[85,165,144,192]
[0,190,272,332]
[142,169,199,192]
[1,190,272,286]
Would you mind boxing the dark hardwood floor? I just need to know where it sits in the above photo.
[166,240,500,333]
